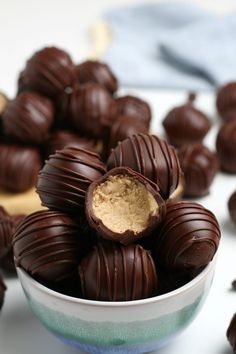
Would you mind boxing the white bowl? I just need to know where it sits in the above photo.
[16,257,216,354]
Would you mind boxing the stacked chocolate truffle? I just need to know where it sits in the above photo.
[13,133,221,301]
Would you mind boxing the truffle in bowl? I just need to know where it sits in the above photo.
[16,256,217,354]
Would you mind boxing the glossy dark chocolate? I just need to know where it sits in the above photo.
[228,190,236,224]
[86,167,166,245]
[0,273,6,311]
[116,95,151,128]
[178,143,218,197]
[163,103,211,147]
[0,144,41,192]
[216,82,236,121]
[155,201,221,270]
[2,92,54,144]
[216,120,236,173]
[79,242,158,301]
[19,47,76,98]
[37,146,106,212]
[227,313,236,353]
[13,210,81,285]
[107,133,183,200]
[77,60,118,94]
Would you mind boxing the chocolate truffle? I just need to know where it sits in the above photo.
[0,273,6,311]
[37,146,106,213]
[228,190,236,224]
[178,143,218,197]
[162,102,211,147]
[79,242,158,301]
[13,210,81,285]
[2,92,54,144]
[68,83,117,138]
[216,82,236,121]
[0,91,8,116]
[45,130,97,158]
[86,167,166,245]
[116,95,151,128]
[77,60,118,94]
[155,201,221,270]
[227,313,236,353]
[108,115,148,150]
[216,120,236,173]
[0,144,41,192]
[19,47,76,98]
[107,133,183,200]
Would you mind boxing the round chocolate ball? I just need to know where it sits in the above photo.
[13,210,81,285]
[2,92,54,144]
[86,167,166,245]
[216,82,236,121]
[19,46,76,98]
[77,60,118,94]
[178,143,218,198]
[37,146,106,213]
[107,133,183,200]
[216,120,236,173]
[227,313,236,353]
[116,95,151,129]
[79,242,158,301]
[155,201,221,270]
[228,190,236,224]
[108,115,148,150]
[0,273,6,311]
[0,144,41,192]
[162,103,211,147]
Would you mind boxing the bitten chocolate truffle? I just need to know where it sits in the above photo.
[0,91,8,116]
[228,190,236,224]
[178,143,218,197]
[116,95,151,128]
[155,201,221,270]
[68,83,117,138]
[37,146,106,213]
[216,82,236,121]
[86,167,166,245]
[79,242,158,301]
[2,92,54,144]
[107,133,183,200]
[13,210,81,285]
[0,273,6,311]
[227,313,236,353]
[19,46,76,98]
[216,120,236,173]
[108,115,148,150]
[77,60,118,94]
[0,144,41,192]
[162,102,211,147]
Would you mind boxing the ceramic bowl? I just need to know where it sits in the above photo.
[16,256,216,354]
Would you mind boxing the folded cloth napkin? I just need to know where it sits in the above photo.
[103,3,236,91]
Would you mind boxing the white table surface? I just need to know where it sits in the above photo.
[0,1,236,353]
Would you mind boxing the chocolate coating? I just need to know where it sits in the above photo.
[116,95,151,128]
[216,120,236,173]
[19,47,76,98]
[108,115,148,150]
[45,130,97,158]
[178,143,218,197]
[155,201,221,270]
[107,133,183,200]
[37,146,106,212]
[79,242,158,301]
[68,83,117,138]
[2,92,54,144]
[228,190,236,224]
[0,144,41,192]
[216,82,236,121]
[86,167,166,245]
[0,273,6,311]
[13,210,81,285]
[77,60,118,94]
[163,103,211,147]
[227,313,236,353]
